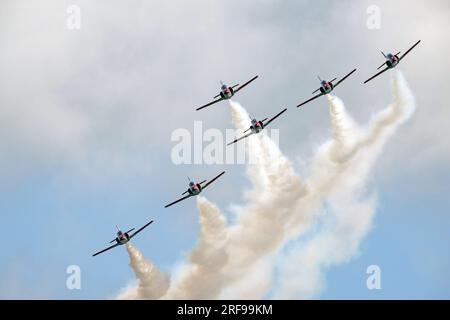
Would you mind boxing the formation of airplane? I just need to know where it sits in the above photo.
[364,40,421,84]
[164,171,226,208]
[227,108,287,146]
[92,40,420,258]
[296,69,357,108]
[92,220,154,257]
[196,76,258,111]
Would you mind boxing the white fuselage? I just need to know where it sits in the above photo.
[117,232,130,244]
[250,120,264,134]
[386,53,399,68]
[188,183,202,196]
[320,80,333,94]
[221,85,234,99]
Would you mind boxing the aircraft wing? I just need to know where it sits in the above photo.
[129,220,154,239]
[164,194,192,208]
[399,40,421,62]
[363,66,390,84]
[263,108,287,127]
[202,171,226,189]
[196,97,224,111]
[92,243,120,257]
[296,92,324,108]
[334,68,357,88]
[234,75,258,93]
[227,132,254,146]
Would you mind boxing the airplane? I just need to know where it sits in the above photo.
[227,108,287,146]
[92,220,154,257]
[164,171,226,208]
[296,69,357,108]
[363,40,421,84]
[196,76,258,111]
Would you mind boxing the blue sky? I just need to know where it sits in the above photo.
[321,176,450,299]
[0,0,449,299]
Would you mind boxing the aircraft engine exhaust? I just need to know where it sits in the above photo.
[117,243,169,299]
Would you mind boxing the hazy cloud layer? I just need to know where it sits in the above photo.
[0,0,448,298]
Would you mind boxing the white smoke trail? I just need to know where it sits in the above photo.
[117,243,170,299]
[117,100,304,300]
[327,95,360,158]
[163,196,229,299]
[117,71,415,300]
[221,71,414,299]
[273,71,415,298]
[219,101,306,298]
[219,98,357,298]
[162,102,305,300]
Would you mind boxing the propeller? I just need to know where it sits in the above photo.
[182,177,193,195]
[110,225,121,243]
[312,76,326,93]
[213,81,226,98]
